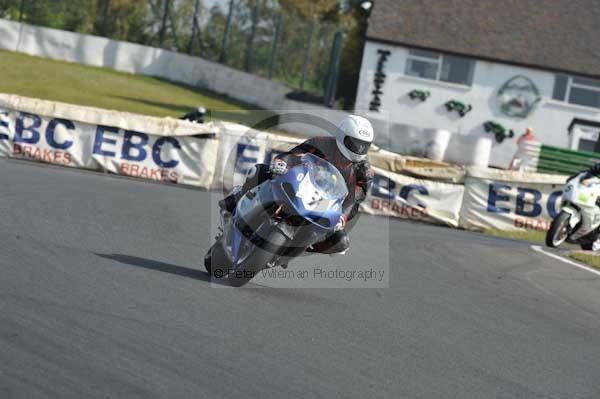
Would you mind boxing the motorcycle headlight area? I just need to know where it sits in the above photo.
[295,173,337,213]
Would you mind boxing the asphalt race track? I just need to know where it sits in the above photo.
[2,158,600,399]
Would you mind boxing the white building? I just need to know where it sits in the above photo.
[355,0,600,168]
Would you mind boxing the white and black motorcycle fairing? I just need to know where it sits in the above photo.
[546,172,600,250]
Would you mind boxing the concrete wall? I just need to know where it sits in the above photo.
[0,18,290,110]
[356,40,600,168]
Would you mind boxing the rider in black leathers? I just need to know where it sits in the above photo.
[220,115,375,255]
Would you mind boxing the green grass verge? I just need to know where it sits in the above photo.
[483,229,546,243]
[569,251,600,270]
[0,49,272,126]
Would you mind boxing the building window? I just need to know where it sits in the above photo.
[404,49,474,86]
[569,118,600,152]
[553,75,600,109]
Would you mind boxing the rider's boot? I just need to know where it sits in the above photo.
[306,231,350,255]
[582,233,600,251]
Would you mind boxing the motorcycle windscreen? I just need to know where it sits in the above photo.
[275,153,348,231]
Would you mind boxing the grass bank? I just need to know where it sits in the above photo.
[0,49,266,125]
[569,251,600,270]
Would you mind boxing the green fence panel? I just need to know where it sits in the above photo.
[538,144,600,175]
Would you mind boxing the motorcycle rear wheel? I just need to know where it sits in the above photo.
[546,211,571,248]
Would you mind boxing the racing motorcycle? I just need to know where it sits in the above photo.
[204,153,348,287]
[546,172,600,250]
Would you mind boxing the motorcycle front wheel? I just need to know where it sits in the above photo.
[226,228,289,287]
[546,211,571,248]
[204,239,230,278]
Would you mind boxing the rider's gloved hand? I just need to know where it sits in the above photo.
[269,158,287,176]
[334,214,348,232]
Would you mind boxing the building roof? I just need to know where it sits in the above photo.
[367,0,600,78]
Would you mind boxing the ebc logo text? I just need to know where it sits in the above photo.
[370,174,428,208]
[1,112,183,170]
[93,126,181,168]
[486,183,562,218]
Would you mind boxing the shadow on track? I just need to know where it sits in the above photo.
[96,253,214,282]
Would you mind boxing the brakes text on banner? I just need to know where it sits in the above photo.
[361,167,465,227]
[459,168,567,231]
[0,107,218,189]
[0,109,98,168]
[91,125,217,187]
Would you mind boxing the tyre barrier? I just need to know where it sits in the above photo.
[0,94,567,232]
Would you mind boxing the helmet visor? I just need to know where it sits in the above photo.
[343,136,371,155]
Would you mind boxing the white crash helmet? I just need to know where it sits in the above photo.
[336,115,374,162]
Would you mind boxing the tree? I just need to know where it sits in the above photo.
[61,0,96,32]
[92,0,150,42]
[278,0,339,22]
[16,0,64,28]
[0,0,19,19]
[199,4,227,59]
[337,0,370,109]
